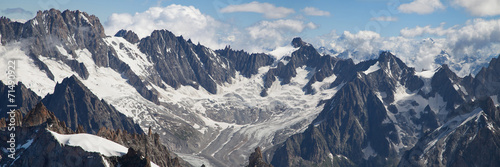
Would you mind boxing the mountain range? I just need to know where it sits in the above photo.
[1,9,499,167]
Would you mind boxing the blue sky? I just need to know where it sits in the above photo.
[1,0,500,74]
[0,0,492,38]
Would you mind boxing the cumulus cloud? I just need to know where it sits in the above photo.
[400,19,500,56]
[447,19,500,56]
[400,22,454,37]
[314,18,500,76]
[452,0,500,16]
[105,4,318,53]
[302,7,330,16]
[340,31,381,56]
[370,16,398,22]
[313,30,446,71]
[234,19,318,52]
[398,0,445,14]
[220,1,295,19]
[105,4,228,49]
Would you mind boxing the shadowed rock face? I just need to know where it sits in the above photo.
[3,8,500,167]
[0,9,160,103]
[98,127,184,167]
[270,75,398,166]
[41,76,143,134]
[114,29,140,44]
[138,30,233,94]
[268,54,500,167]
[0,81,40,118]
[0,102,185,167]
[247,147,273,167]
[399,97,500,167]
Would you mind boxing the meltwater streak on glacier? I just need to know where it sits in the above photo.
[0,36,343,166]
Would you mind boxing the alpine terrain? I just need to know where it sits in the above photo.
[0,9,499,167]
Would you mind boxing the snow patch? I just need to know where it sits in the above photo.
[491,95,499,107]
[311,74,337,92]
[0,42,56,97]
[17,139,34,150]
[363,62,380,75]
[362,142,377,160]
[328,153,334,164]
[104,37,154,78]
[415,70,435,79]
[79,13,92,26]
[48,130,128,157]
[177,153,214,167]
[428,94,447,118]
[415,70,435,94]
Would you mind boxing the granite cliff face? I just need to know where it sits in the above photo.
[0,100,184,167]
[138,30,234,94]
[41,75,143,134]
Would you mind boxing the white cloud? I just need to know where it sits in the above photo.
[302,7,330,16]
[236,19,318,53]
[399,19,500,56]
[398,0,445,14]
[452,0,500,16]
[220,1,295,19]
[400,22,454,37]
[105,4,228,49]
[314,18,500,76]
[447,19,500,56]
[105,4,319,53]
[370,16,398,22]
[313,30,446,71]
[340,31,381,56]
[103,4,500,77]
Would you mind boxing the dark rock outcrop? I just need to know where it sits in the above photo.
[428,64,468,110]
[270,75,398,166]
[247,147,273,167]
[114,29,140,44]
[0,81,41,118]
[138,30,234,94]
[1,101,185,167]
[399,97,500,167]
[261,38,330,96]
[97,127,184,167]
[216,46,274,78]
[41,75,143,134]
[473,55,500,97]
[1,9,159,104]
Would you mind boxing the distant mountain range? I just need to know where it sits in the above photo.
[1,9,499,167]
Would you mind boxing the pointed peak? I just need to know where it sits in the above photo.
[63,75,80,83]
[291,37,307,48]
[378,51,396,61]
[435,64,454,76]
[58,75,87,90]
[22,102,58,127]
[434,64,460,81]
[115,29,139,44]
[437,64,451,72]
[376,51,408,70]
